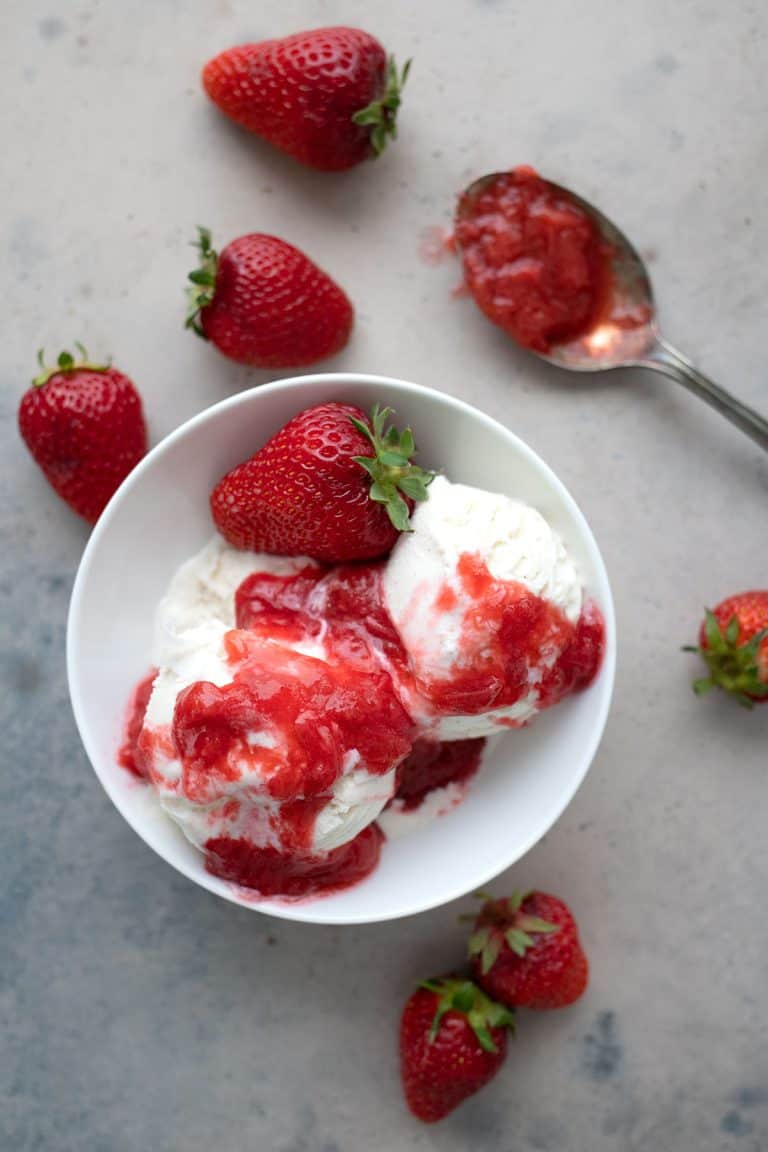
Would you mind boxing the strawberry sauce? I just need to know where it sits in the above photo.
[173,635,411,804]
[417,553,604,717]
[118,669,157,778]
[455,166,610,352]
[394,738,486,810]
[204,824,384,898]
[120,551,604,899]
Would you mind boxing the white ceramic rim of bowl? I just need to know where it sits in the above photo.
[67,373,616,924]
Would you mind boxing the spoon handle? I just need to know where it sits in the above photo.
[644,337,768,452]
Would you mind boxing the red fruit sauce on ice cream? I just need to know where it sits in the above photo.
[118,669,157,778]
[417,553,604,717]
[120,556,604,898]
[394,738,486,810]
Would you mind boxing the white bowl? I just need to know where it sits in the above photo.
[67,374,615,924]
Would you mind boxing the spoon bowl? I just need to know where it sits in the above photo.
[456,170,768,450]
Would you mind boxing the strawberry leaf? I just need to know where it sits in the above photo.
[351,404,435,534]
[185,226,219,338]
[386,492,411,532]
[400,427,415,457]
[505,928,534,957]
[351,455,378,477]
[351,57,411,156]
[398,475,430,502]
[704,609,726,653]
[467,927,491,957]
[452,983,477,1014]
[487,1002,516,1031]
[725,615,740,645]
[378,450,409,468]
[421,977,514,1052]
[369,480,395,504]
[471,1023,498,1054]
[507,889,529,915]
[349,416,375,445]
[516,915,560,935]
[695,610,768,704]
[32,346,110,388]
[480,934,502,975]
[745,628,768,656]
[427,999,450,1044]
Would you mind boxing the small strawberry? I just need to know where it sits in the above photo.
[186,228,353,367]
[202,27,410,171]
[684,592,768,707]
[18,346,147,524]
[468,890,588,1010]
[400,977,514,1123]
[211,401,434,562]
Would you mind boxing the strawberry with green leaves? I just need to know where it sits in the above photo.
[186,228,353,368]
[202,27,410,171]
[211,401,434,562]
[18,345,147,524]
[685,592,768,707]
[468,890,588,1010]
[400,977,514,1123]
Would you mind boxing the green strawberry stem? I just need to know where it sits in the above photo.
[350,403,435,532]
[688,609,768,709]
[185,227,218,338]
[468,891,560,973]
[351,57,411,156]
[420,977,514,1054]
[32,344,110,388]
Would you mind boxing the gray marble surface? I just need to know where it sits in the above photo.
[3,1,768,1148]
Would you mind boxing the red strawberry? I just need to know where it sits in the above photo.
[202,27,410,171]
[685,592,768,707]
[400,977,514,1123]
[468,890,588,1010]
[211,401,434,563]
[18,346,147,524]
[186,228,353,367]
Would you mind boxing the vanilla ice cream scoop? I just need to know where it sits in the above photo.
[139,536,409,860]
[383,476,583,737]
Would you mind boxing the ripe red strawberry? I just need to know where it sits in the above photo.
[186,228,353,367]
[18,346,147,524]
[211,401,434,562]
[685,592,768,707]
[468,890,588,1010]
[400,977,514,1123]
[202,27,410,171]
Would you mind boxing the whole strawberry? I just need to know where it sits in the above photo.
[469,890,588,1010]
[18,346,147,524]
[685,592,768,707]
[211,401,433,562]
[400,977,514,1123]
[202,27,410,171]
[185,228,353,367]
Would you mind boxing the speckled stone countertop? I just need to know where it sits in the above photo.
[2,2,767,1149]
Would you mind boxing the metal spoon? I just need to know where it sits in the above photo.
[456,173,768,452]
